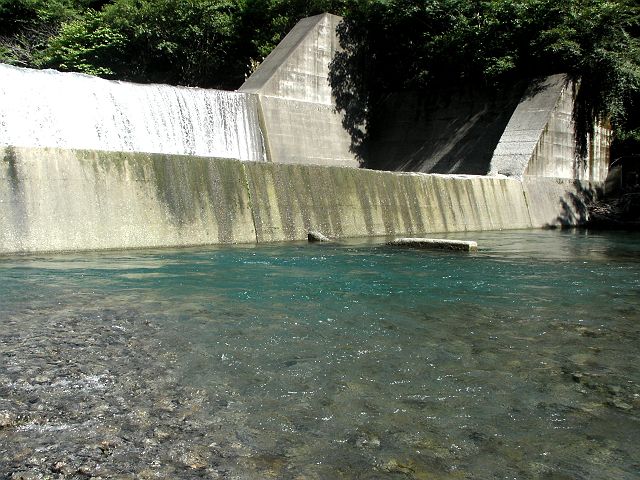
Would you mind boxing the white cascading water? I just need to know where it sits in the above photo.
[0,64,265,161]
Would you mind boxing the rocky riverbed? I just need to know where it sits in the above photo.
[3,296,640,480]
[2,238,640,479]
[0,298,268,480]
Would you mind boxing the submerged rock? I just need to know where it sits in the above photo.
[308,231,331,242]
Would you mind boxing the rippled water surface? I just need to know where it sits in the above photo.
[1,230,639,479]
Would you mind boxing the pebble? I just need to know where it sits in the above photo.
[610,400,633,411]
[381,459,415,475]
[11,472,42,480]
[0,411,16,428]
[50,461,74,475]
[355,434,380,448]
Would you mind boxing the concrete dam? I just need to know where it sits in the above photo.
[0,13,610,254]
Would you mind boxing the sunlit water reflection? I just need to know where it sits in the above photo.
[1,230,638,479]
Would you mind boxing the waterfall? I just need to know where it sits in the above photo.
[0,64,265,161]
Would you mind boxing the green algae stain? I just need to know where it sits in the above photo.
[2,147,20,192]
[139,154,255,243]
[152,155,212,221]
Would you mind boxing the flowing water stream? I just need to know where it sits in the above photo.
[0,64,265,161]
[0,229,638,479]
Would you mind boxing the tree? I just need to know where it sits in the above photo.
[0,0,105,67]
[37,0,245,88]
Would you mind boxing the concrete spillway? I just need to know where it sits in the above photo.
[0,64,265,161]
[0,12,606,254]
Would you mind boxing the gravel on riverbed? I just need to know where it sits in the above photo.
[0,299,270,480]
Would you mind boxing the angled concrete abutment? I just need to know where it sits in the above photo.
[489,75,610,182]
[365,76,610,181]
[239,13,359,168]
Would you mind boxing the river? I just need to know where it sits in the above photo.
[1,229,638,479]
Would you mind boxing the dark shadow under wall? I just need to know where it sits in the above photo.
[363,85,526,174]
[327,15,531,175]
[553,180,597,227]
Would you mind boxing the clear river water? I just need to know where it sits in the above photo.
[0,229,638,479]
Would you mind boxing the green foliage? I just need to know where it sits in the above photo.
[36,0,245,87]
[0,0,97,66]
[41,10,125,76]
[0,0,39,36]
[532,0,640,154]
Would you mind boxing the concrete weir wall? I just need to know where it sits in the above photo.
[1,146,593,254]
[0,148,258,252]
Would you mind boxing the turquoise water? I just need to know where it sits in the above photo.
[1,230,639,479]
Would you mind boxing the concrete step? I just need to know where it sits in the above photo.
[388,238,478,252]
